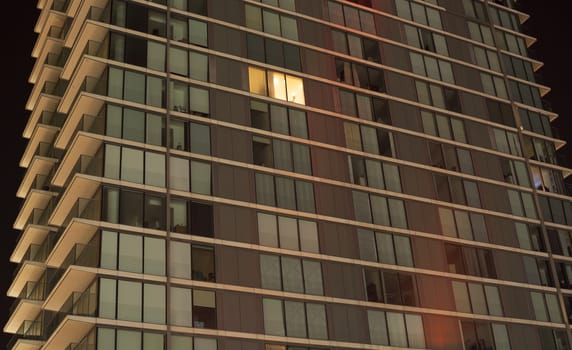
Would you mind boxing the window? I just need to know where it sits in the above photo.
[461,321,511,350]
[250,100,308,138]
[335,58,386,92]
[395,0,442,29]
[253,136,312,175]
[261,254,323,295]
[428,142,474,174]
[253,0,296,10]
[451,280,503,315]
[500,158,530,186]
[102,187,166,230]
[110,32,166,71]
[170,0,207,15]
[445,243,497,278]
[169,198,214,236]
[170,287,216,328]
[502,54,535,81]
[168,15,208,47]
[481,72,508,99]
[508,80,542,108]
[507,189,537,219]
[523,135,557,164]
[100,230,166,276]
[247,33,301,71]
[99,278,166,324]
[328,1,375,33]
[111,1,167,38]
[169,119,210,154]
[257,212,319,253]
[367,310,426,348]
[169,157,212,194]
[438,207,488,242]
[519,108,553,138]
[410,52,455,84]
[352,191,408,228]
[104,144,166,187]
[249,67,305,105]
[421,110,466,142]
[462,0,488,21]
[343,121,395,157]
[349,155,402,192]
[538,328,570,350]
[489,5,519,30]
[263,298,328,339]
[486,99,515,127]
[105,105,165,146]
[256,173,315,212]
[169,241,215,282]
[108,67,166,108]
[530,292,562,323]
[538,196,572,226]
[404,24,448,55]
[357,229,414,266]
[496,30,527,57]
[96,328,167,350]
[169,81,210,116]
[467,21,494,46]
[169,47,208,81]
[515,223,545,252]
[415,80,461,112]
[523,256,554,286]
[530,165,566,194]
[331,29,381,62]
[245,4,298,40]
[473,46,502,72]
[364,269,418,306]
[339,90,391,124]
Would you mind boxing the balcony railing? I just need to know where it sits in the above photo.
[7,319,44,350]
[34,141,64,160]
[62,197,101,228]
[61,243,99,271]
[39,111,66,128]
[51,0,71,12]
[43,289,98,337]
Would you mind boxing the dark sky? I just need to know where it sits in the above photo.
[1,1,571,347]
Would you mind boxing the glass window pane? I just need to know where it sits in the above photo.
[189,51,208,81]
[99,278,116,319]
[144,283,166,324]
[145,152,165,187]
[376,232,396,265]
[282,256,304,293]
[190,123,210,155]
[121,147,144,183]
[284,300,307,338]
[260,254,282,290]
[170,287,193,326]
[263,298,285,336]
[299,220,319,253]
[306,303,327,339]
[368,310,388,345]
[117,330,141,350]
[170,240,191,278]
[191,161,211,195]
[119,233,143,273]
[117,280,142,322]
[386,312,407,347]
[170,157,190,191]
[303,260,323,295]
[405,314,426,348]
[144,237,166,276]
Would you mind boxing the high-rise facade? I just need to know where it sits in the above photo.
[5,0,572,349]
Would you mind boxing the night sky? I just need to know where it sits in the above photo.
[1,1,571,347]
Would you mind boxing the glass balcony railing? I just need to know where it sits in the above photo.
[31,174,51,192]
[7,320,44,349]
[34,141,64,160]
[43,289,98,337]
[61,243,99,271]
[39,111,66,128]
[62,197,101,228]
[51,0,71,12]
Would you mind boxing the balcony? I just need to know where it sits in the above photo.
[29,39,63,85]
[13,189,57,231]
[54,97,105,149]
[46,217,99,269]
[20,123,60,169]
[53,132,103,187]
[23,99,60,139]
[10,225,54,264]
[58,58,107,114]
[7,261,46,298]
[48,174,101,228]
[62,32,108,80]
[26,66,62,112]
[4,300,43,335]
[44,264,97,314]
[32,8,66,58]
[6,320,44,350]
[64,1,109,49]
[17,158,57,199]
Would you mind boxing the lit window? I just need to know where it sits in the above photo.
[249,67,305,105]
